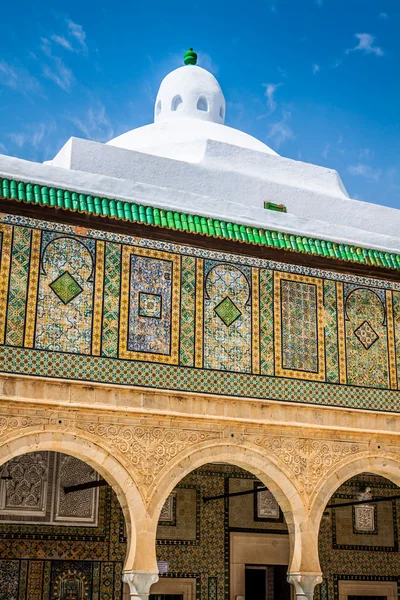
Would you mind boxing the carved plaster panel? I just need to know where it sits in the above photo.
[0,452,49,516]
[250,435,365,499]
[75,421,221,495]
[0,407,397,514]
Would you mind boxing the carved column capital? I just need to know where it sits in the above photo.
[122,571,159,599]
[287,572,323,600]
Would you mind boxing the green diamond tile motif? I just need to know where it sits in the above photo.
[49,270,83,304]
[214,296,242,327]
[354,320,379,350]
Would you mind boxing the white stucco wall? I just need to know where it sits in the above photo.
[1,137,400,254]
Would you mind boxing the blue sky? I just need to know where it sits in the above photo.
[0,0,399,208]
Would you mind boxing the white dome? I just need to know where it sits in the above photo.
[107,52,278,160]
[154,65,226,125]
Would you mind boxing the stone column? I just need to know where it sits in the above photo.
[122,571,159,600]
[287,572,323,600]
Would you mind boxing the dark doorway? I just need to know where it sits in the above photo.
[245,566,266,600]
[245,565,291,600]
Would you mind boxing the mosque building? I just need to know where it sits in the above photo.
[0,48,400,600]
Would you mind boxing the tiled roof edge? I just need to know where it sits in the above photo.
[1,176,399,271]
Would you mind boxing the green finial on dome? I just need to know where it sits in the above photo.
[184,48,197,65]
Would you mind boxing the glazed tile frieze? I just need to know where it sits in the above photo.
[0,213,400,412]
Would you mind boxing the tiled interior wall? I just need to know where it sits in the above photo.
[0,457,399,599]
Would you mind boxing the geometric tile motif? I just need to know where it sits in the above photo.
[324,280,340,383]
[2,216,400,404]
[35,236,94,355]
[260,269,274,376]
[204,262,251,373]
[0,560,19,599]
[345,288,389,389]
[99,562,114,599]
[281,279,318,373]
[393,291,400,388]
[138,292,162,319]
[27,560,44,599]
[101,243,121,358]
[5,227,31,347]
[2,341,400,412]
[354,320,379,350]
[127,254,173,356]
[49,271,83,305]
[214,296,241,327]
[179,255,196,366]
[208,576,218,600]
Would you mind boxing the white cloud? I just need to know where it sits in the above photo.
[267,110,294,148]
[277,66,288,78]
[322,143,330,158]
[347,33,384,56]
[262,82,283,114]
[359,147,374,160]
[40,37,74,91]
[8,122,55,150]
[66,19,88,54]
[51,34,73,51]
[379,12,388,19]
[71,104,114,142]
[313,63,320,74]
[0,61,41,95]
[42,56,74,91]
[348,163,382,182]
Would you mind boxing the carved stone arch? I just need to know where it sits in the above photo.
[310,453,400,531]
[0,430,147,571]
[146,442,311,572]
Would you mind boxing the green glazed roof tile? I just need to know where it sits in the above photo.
[0,175,399,271]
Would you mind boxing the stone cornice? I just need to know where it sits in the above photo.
[0,373,399,440]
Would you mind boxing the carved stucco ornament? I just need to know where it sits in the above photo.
[75,421,221,493]
[0,416,45,439]
[251,435,363,499]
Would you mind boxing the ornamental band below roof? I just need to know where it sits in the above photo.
[0,176,399,272]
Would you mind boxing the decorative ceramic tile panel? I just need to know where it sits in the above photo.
[179,255,196,366]
[0,214,400,410]
[0,560,19,600]
[208,576,217,600]
[102,242,121,358]
[5,227,31,347]
[119,246,180,363]
[204,261,252,373]
[260,269,274,376]
[35,235,94,354]
[324,280,339,383]
[274,272,325,381]
[49,271,83,305]
[345,288,390,388]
